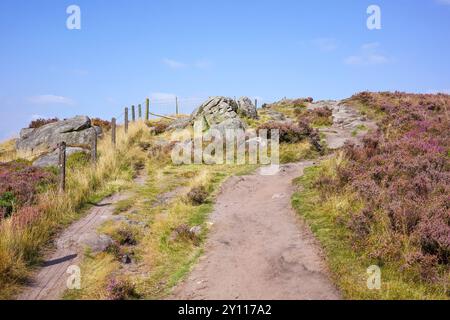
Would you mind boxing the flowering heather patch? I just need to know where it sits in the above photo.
[11,206,43,230]
[335,92,450,281]
[0,160,56,219]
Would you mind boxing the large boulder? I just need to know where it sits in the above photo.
[190,97,246,133]
[16,116,97,159]
[237,97,258,119]
[33,147,89,168]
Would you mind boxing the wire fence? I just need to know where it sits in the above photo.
[113,96,269,124]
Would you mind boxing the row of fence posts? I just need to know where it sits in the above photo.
[56,96,257,193]
[57,96,174,193]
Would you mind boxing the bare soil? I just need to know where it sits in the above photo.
[17,174,146,300]
[170,162,341,300]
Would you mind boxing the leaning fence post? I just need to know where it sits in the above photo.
[138,104,142,119]
[131,105,136,122]
[91,129,97,165]
[58,142,66,193]
[111,117,116,147]
[176,97,179,115]
[145,98,150,121]
[125,107,129,134]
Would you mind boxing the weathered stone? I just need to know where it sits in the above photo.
[167,117,191,130]
[33,147,89,168]
[94,126,103,137]
[78,233,114,253]
[237,97,258,119]
[19,128,35,140]
[190,97,246,134]
[265,109,286,121]
[16,116,96,158]
[189,226,202,237]
[122,254,132,264]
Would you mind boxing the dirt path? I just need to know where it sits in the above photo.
[171,162,340,300]
[171,101,375,300]
[18,173,146,300]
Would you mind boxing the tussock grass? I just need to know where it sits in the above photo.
[0,121,148,299]
[0,139,17,163]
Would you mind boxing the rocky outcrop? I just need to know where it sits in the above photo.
[237,97,258,119]
[190,97,246,133]
[77,233,114,253]
[265,109,286,121]
[33,147,89,168]
[16,116,98,166]
[167,117,191,130]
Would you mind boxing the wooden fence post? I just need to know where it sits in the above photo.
[138,104,142,119]
[176,97,179,115]
[131,105,136,122]
[91,129,97,165]
[145,98,149,121]
[255,99,258,109]
[125,107,129,133]
[58,142,66,193]
[111,117,116,147]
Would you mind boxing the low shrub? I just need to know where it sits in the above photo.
[187,186,208,206]
[91,118,111,131]
[146,120,170,135]
[28,118,59,129]
[106,278,139,300]
[257,121,307,144]
[113,226,138,246]
[0,161,56,219]
[170,224,200,245]
[309,107,333,127]
[257,120,324,153]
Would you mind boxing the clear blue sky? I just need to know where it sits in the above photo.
[1,0,450,140]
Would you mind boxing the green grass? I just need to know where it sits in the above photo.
[292,161,448,300]
[279,141,318,164]
[113,198,135,215]
[351,124,368,137]
[345,100,385,122]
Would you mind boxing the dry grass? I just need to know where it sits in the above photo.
[0,139,17,163]
[0,121,149,299]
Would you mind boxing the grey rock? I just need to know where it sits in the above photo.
[265,109,286,121]
[78,233,114,253]
[33,147,89,168]
[213,118,246,134]
[189,226,202,237]
[19,128,35,140]
[237,97,258,119]
[16,116,96,158]
[122,254,132,264]
[94,126,103,137]
[167,117,191,130]
[190,97,246,134]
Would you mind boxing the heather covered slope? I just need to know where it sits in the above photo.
[293,92,450,299]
